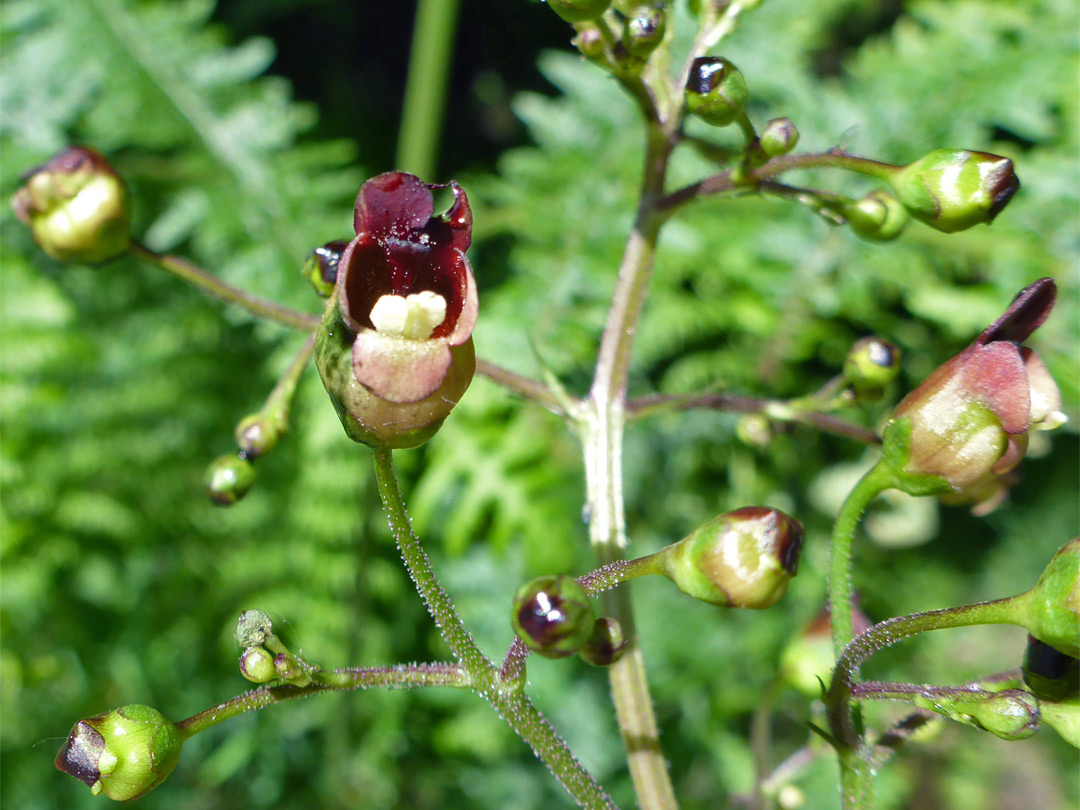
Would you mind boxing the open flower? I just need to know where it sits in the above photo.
[885,278,1064,511]
[314,172,477,449]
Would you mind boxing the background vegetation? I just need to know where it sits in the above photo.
[1,1,1077,808]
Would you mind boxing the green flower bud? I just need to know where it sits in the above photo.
[547,0,611,24]
[572,24,605,60]
[239,646,277,684]
[234,413,282,459]
[843,336,901,400]
[966,689,1041,741]
[204,453,256,506]
[759,117,799,158]
[841,190,909,242]
[302,240,348,298]
[12,146,131,264]
[623,7,666,58]
[657,507,804,609]
[684,57,748,127]
[579,617,630,667]
[1018,539,1080,658]
[55,705,182,801]
[273,652,311,686]
[887,149,1019,233]
[234,609,274,647]
[512,575,596,658]
[736,413,772,448]
[1023,635,1080,703]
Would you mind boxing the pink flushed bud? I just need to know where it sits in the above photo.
[314,173,477,449]
[885,278,1064,511]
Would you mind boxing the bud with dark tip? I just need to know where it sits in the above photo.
[684,57,748,127]
[547,0,611,24]
[759,117,799,158]
[573,24,605,60]
[656,507,804,609]
[204,453,256,506]
[302,240,348,298]
[841,190,909,242]
[843,336,901,400]
[235,413,282,459]
[12,146,131,264]
[239,646,277,684]
[579,617,630,667]
[886,149,1019,233]
[623,6,666,58]
[1023,635,1080,703]
[55,705,182,801]
[512,575,596,658]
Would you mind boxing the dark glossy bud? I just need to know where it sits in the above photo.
[234,413,282,459]
[758,117,799,158]
[657,507,804,608]
[547,0,611,24]
[302,240,348,297]
[579,617,630,666]
[512,575,596,658]
[887,149,1019,233]
[1018,539,1080,658]
[12,146,131,264]
[234,609,274,647]
[685,57,748,127]
[843,336,901,400]
[55,705,182,801]
[623,7,666,58]
[841,190,909,242]
[239,646,277,684]
[204,453,256,506]
[1023,635,1080,703]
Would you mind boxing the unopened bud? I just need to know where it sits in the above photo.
[623,7,666,58]
[239,646,277,684]
[887,149,1019,233]
[842,190,909,242]
[843,336,901,400]
[55,705,182,801]
[302,240,347,297]
[512,575,596,658]
[967,689,1040,741]
[572,24,605,60]
[235,413,281,459]
[759,118,799,158]
[579,617,630,667]
[204,453,256,506]
[657,507,804,608]
[12,146,131,264]
[1023,635,1079,703]
[685,57,748,127]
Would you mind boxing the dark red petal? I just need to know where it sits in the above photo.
[979,278,1056,345]
[439,181,473,253]
[338,235,392,332]
[354,172,433,240]
[962,341,1030,434]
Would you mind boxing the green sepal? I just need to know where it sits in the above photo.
[879,418,953,498]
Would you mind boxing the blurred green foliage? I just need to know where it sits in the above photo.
[1,0,1077,808]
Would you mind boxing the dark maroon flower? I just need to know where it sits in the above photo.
[314,173,477,449]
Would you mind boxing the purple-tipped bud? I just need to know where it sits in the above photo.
[55,705,182,801]
[843,336,901,400]
[579,617,630,667]
[657,507,804,609]
[684,57,748,127]
[302,240,348,298]
[759,118,799,158]
[204,453,256,506]
[623,6,666,58]
[512,575,596,658]
[239,646,277,683]
[234,413,282,459]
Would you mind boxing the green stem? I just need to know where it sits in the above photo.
[828,461,896,659]
[577,556,664,596]
[263,334,315,418]
[370,448,490,673]
[476,358,571,416]
[396,0,461,178]
[174,663,469,740]
[129,242,320,331]
[825,596,1026,809]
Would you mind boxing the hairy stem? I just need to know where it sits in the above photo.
[477,358,571,416]
[129,242,320,331]
[396,0,461,179]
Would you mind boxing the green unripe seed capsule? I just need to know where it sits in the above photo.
[658,506,804,609]
[579,617,630,667]
[685,57,748,127]
[204,453,256,506]
[623,7,666,58]
[842,190,909,242]
[758,117,799,158]
[887,149,1019,233]
[55,705,182,801]
[547,0,611,24]
[302,240,348,298]
[843,336,901,399]
[512,575,596,658]
[1023,635,1080,703]
[239,646,277,684]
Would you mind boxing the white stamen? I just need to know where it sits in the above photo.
[369,291,447,339]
